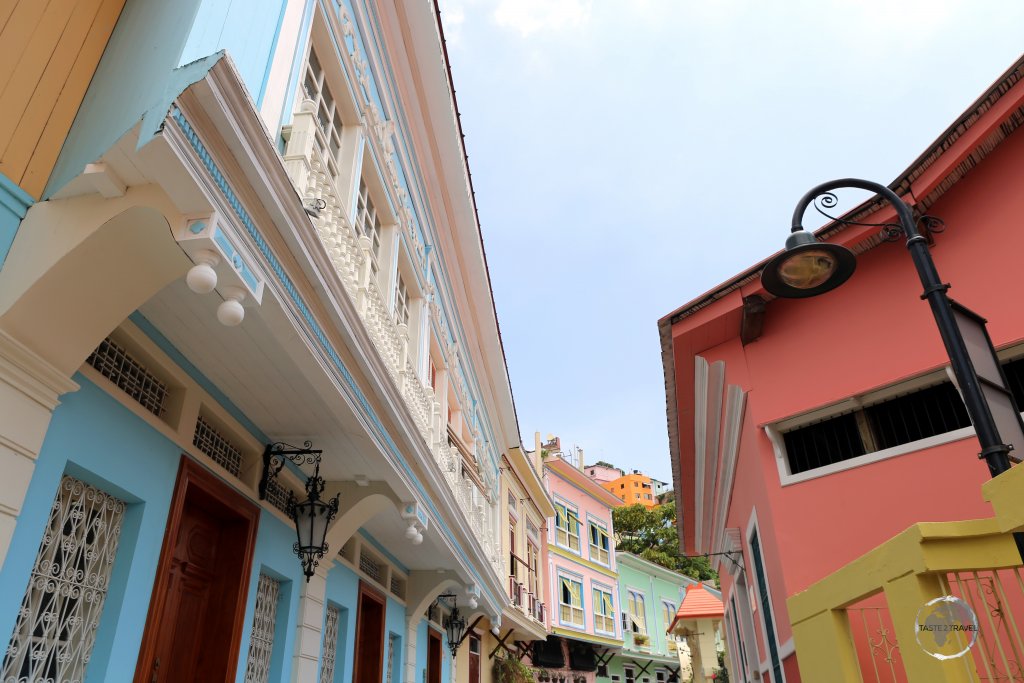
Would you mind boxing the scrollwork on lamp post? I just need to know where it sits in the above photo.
[762,177,1024,559]
[259,441,340,581]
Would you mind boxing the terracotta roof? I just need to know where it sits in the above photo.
[667,583,724,633]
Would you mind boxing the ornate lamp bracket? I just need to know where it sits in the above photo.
[258,441,324,500]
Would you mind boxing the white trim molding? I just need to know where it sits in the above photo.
[746,509,786,683]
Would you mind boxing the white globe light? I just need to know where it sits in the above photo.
[412,531,423,545]
[405,524,419,540]
[468,596,478,609]
[217,298,245,326]
[186,262,218,294]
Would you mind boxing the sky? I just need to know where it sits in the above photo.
[436,0,1024,482]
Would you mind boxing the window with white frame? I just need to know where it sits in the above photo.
[355,179,382,276]
[588,521,610,565]
[558,575,584,627]
[592,586,615,635]
[394,273,410,326]
[299,47,343,177]
[1,476,126,683]
[624,665,636,683]
[750,529,783,683]
[554,501,580,552]
[627,591,648,634]
[526,541,540,598]
[662,600,676,631]
[726,599,750,683]
[777,371,976,477]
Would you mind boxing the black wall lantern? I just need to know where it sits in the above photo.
[436,593,468,658]
[259,441,340,582]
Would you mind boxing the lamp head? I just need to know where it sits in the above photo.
[761,230,856,298]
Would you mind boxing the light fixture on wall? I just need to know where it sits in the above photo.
[763,177,1024,559]
[185,249,220,294]
[404,522,423,545]
[436,592,468,658]
[258,441,340,581]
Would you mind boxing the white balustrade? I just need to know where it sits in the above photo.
[282,108,501,569]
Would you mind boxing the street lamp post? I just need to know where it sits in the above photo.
[762,178,1024,556]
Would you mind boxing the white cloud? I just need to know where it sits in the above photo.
[493,0,592,36]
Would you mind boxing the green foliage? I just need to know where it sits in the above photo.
[592,460,616,469]
[712,650,730,682]
[611,503,719,585]
[493,655,533,683]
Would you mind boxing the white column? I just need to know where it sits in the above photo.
[0,331,78,572]
[404,616,419,683]
[290,562,330,683]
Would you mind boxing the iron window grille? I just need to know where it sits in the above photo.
[264,479,293,515]
[781,378,971,475]
[86,336,168,416]
[390,576,406,600]
[244,573,281,683]
[193,414,243,476]
[319,604,341,683]
[1,476,126,683]
[359,548,383,583]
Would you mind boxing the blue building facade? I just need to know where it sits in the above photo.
[0,1,527,681]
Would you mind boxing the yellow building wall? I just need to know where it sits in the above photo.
[0,0,126,198]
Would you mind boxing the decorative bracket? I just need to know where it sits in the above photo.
[258,441,324,500]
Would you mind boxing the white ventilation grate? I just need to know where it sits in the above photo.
[193,415,243,476]
[2,476,126,682]
[87,337,168,416]
[244,573,281,683]
[390,576,406,600]
[319,605,340,683]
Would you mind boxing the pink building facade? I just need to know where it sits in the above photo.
[660,57,1024,682]
[538,454,624,678]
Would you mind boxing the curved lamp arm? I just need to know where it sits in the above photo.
[785,178,1014,481]
[791,177,919,241]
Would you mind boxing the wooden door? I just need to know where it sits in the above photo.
[468,633,481,683]
[353,582,386,683]
[426,629,442,683]
[134,457,260,683]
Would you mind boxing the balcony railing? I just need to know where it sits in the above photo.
[509,577,524,607]
[527,592,546,623]
[282,104,500,574]
[787,463,1024,682]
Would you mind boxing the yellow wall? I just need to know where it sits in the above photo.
[0,0,126,198]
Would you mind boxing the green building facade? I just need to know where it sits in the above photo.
[607,553,713,683]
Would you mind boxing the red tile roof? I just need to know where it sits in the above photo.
[667,583,724,632]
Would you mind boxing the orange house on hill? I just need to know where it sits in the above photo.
[660,56,1024,682]
[602,471,657,508]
